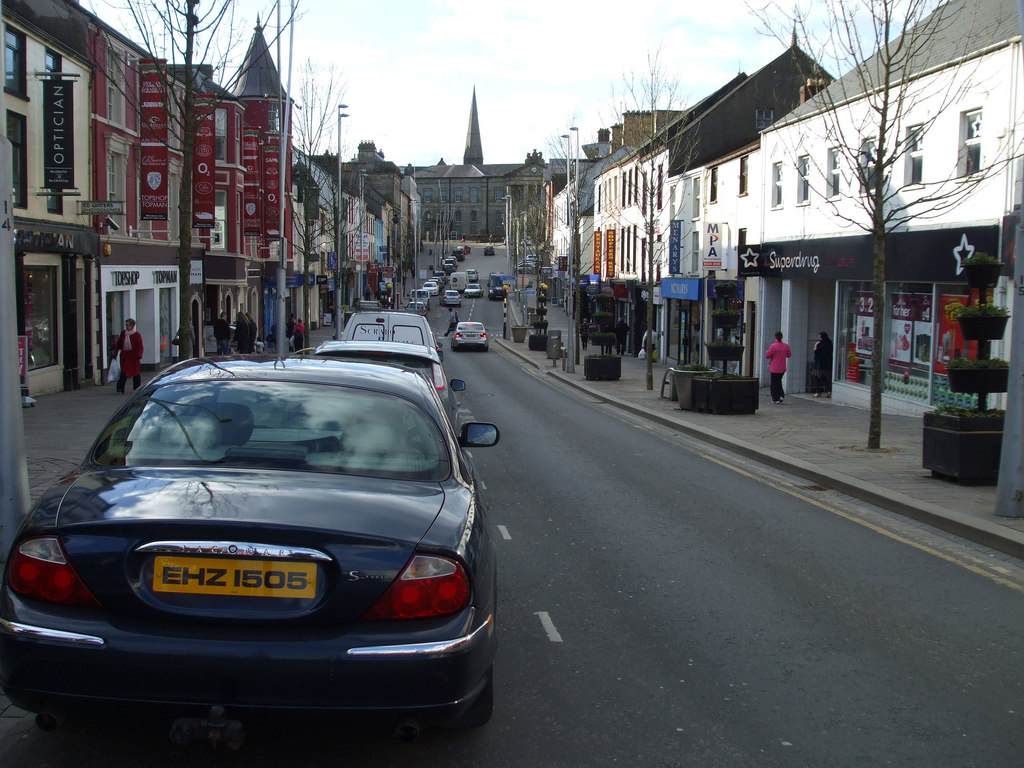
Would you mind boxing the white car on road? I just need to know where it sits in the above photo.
[421,280,440,296]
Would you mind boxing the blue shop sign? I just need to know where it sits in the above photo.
[661,277,701,301]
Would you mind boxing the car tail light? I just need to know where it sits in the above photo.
[363,555,469,620]
[431,362,447,392]
[8,537,101,607]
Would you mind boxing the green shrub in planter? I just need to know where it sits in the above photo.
[590,332,617,352]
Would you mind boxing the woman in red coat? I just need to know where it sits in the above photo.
[113,318,144,394]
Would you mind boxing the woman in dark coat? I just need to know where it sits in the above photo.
[233,312,250,354]
[113,318,144,393]
[812,331,834,398]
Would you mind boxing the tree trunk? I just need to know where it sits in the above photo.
[175,0,199,361]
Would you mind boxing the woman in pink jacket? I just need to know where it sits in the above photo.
[765,330,792,404]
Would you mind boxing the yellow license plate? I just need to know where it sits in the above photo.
[152,557,318,598]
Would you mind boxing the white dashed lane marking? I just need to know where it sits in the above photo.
[535,611,563,642]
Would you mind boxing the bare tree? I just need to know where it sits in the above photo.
[755,0,1020,449]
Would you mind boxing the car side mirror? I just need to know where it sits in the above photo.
[460,422,499,447]
[450,378,466,392]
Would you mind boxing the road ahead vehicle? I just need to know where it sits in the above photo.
[312,340,463,426]
[488,274,509,300]
[451,322,488,352]
[463,283,483,298]
[421,280,440,296]
[0,357,500,738]
[440,290,462,307]
[483,246,495,256]
[341,311,443,358]
[405,300,429,316]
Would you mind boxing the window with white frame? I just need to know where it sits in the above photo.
[797,155,810,204]
[215,108,228,162]
[107,140,128,230]
[211,190,227,250]
[738,155,749,196]
[960,109,982,176]
[859,139,877,193]
[755,109,774,131]
[690,231,700,273]
[709,166,718,204]
[905,125,923,185]
[454,187,463,203]
[827,148,841,198]
[106,45,125,125]
[470,186,479,203]
[691,176,700,218]
[772,162,783,207]
[267,102,280,134]
[5,27,27,96]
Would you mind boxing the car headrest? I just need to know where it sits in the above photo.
[217,403,255,446]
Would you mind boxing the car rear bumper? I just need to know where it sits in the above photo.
[0,606,495,720]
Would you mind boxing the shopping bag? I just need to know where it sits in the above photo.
[107,356,121,384]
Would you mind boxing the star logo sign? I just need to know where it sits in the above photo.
[952,233,975,275]
[741,248,760,269]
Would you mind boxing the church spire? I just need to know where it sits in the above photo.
[463,87,483,166]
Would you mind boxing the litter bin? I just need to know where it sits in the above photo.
[546,329,562,359]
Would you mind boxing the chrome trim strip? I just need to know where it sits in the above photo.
[0,618,105,646]
[346,614,493,658]
[135,541,331,561]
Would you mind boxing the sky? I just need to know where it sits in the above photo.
[87,0,800,168]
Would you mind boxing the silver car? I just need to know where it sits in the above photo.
[451,322,489,352]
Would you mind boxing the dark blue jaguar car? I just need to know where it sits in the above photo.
[0,357,500,740]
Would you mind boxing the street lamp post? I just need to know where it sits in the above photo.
[569,125,579,371]
[334,104,348,339]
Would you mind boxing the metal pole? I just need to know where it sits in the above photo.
[569,126,579,371]
[275,0,296,356]
[334,105,347,339]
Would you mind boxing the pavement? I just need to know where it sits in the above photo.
[2,304,1022,733]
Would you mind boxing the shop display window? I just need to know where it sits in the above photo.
[24,267,57,369]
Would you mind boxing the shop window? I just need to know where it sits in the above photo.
[797,155,810,204]
[24,267,58,369]
[959,109,982,177]
[7,111,26,208]
[5,27,26,97]
[905,125,924,185]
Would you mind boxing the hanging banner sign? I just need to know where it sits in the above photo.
[43,77,75,190]
[702,222,723,270]
[139,59,168,221]
[669,219,682,274]
[605,229,616,279]
[242,128,262,235]
[263,134,281,240]
[192,98,215,228]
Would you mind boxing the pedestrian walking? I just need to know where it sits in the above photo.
[579,323,590,350]
[233,312,250,354]
[765,330,793,404]
[286,313,296,350]
[112,318,144,394]
[213,311,231,355]
[445,307,459,337]
[615,319,629,355]
[246,312,258,353]
[292,318,306,351]
[812,331,833,398]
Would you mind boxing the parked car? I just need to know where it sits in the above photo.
[312,340,463,426]
[443,260,457,275]
[420,280,440,296]
[341,310,443,358]
[405,300,429,316]
[408,288,432,310]
[451,322,489,352]
[440,290,462,307]
[483,246,495,256]
[0,357,500,735]
[463,283,483,298]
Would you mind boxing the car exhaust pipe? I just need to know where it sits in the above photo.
[169,705,245,750]
[394,717,421,742]
[35,710,64,732]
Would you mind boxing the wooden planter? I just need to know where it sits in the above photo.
[962,262,1003,290]
[946,366,1009,394]
[692,376,759,414]
[584,356,621,381]
[922,412,1004,484]
[957,315,1009,341]
[706,344,744,361]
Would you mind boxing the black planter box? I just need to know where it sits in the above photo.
[922,412,1004,483]
[946,366,1009,393]
[528,334,548,351]
[584,356,621,381]
[957,315,1009,341]
[692,376,759,414]
[706,344,744,361]
[962,262,1004,290]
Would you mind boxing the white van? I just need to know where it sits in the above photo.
[449,271,470,293]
